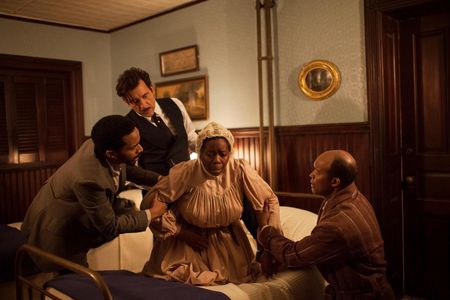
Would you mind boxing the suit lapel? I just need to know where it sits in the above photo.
[127,110,173,149]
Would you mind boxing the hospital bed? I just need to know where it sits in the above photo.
[10,189,326,300]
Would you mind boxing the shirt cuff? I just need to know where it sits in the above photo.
[144,209,152,226]
[257,225,273,247]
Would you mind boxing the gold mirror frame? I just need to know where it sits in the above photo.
[298,60,341,100]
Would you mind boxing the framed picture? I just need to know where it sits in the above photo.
[155,75,208,120]
[159,45,199,76]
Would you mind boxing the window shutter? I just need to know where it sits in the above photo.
[0,80,8,159]
[0,74,71,163]
[14,78,40,163]
[0,54,84,224]
[45,77,69,161]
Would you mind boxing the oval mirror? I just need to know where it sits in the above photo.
[298,60,340,100]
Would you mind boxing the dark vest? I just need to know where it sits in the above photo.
[126,98,190,175]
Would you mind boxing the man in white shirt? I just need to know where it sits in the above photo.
[116,67,197,176]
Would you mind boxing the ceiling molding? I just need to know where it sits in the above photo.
[0,0,207,33]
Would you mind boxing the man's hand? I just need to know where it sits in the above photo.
[142,192,167,219]
[258,250,280,278]
[177,221,209,252]
[149,199,167,219]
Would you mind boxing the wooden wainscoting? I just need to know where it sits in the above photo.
[276,123,370,213]
[230,127,266,173]
[231,122,370,213]
[0,163,61,224]
[0,123,369,224]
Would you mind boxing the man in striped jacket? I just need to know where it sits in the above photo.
[257,150,395,299]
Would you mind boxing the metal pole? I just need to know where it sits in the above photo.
[256,0,265,178]
[263,0,277,189]
[256,0,276,188]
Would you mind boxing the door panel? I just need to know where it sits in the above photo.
[380,13,404,293]
[401,10,450,299]
[366,1,450,298]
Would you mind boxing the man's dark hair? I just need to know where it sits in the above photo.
[328,157,357,188]
[91,115,136,158]
[116,67,152,98]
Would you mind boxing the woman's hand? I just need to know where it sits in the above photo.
[255,201,271,227]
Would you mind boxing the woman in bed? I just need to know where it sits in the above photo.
[141,121,281,285]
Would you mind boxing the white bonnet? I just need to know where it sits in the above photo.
[196,122,234,153]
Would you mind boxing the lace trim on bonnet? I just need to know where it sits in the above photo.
[196,122,234,153]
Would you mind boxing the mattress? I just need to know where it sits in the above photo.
[45,270,230,300]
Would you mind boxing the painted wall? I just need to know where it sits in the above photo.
[111,0,258,130]
[111,0,366,128]
[0,18,112,136]
[275,0,367,125]
[0,0,366,132]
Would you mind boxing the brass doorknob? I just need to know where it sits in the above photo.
[405,176,415,185]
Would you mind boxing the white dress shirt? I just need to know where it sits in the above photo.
[141,98,197,153]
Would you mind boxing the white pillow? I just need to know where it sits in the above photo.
[279,206,317,241]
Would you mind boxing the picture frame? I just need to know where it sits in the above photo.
[155,75,208,120]
[298,59,341,100]
[159,45,199,76]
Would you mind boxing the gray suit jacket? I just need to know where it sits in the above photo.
[21,139,159,271]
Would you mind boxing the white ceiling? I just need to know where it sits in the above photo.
[0,0,203,32]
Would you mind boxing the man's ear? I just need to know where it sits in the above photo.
[330,177,341,188]
[105,150,118,161]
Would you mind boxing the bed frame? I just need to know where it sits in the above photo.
[12,202,325,300]
[15,243,112,300]
[14,244,230,300]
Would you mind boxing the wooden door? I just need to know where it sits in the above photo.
[365,0,450,297]
[399,10,450,299]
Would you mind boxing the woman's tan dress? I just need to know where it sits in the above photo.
[142,157,281,285]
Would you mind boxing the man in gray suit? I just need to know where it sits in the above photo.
[21,115,167,271]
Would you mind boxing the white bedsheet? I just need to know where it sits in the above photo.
[200,206,325,300]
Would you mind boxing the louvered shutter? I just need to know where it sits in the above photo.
[14,76,40,163]
[0,79,9,163]
[0,72,70,164]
